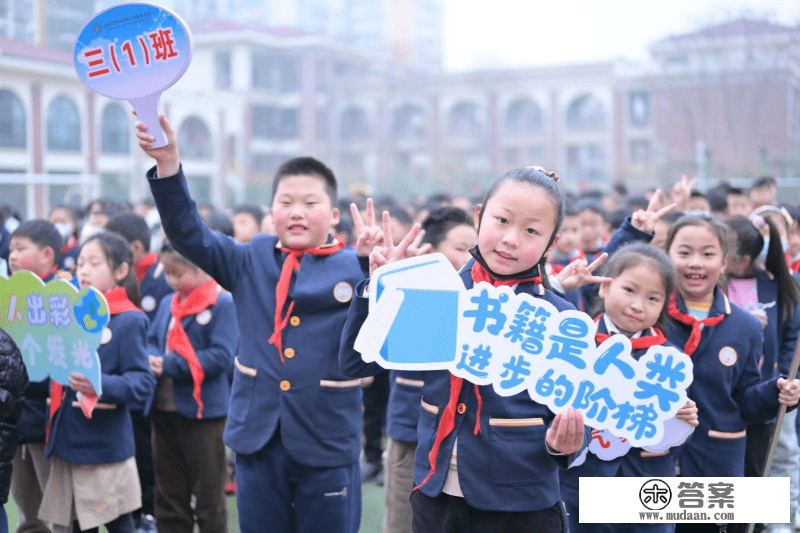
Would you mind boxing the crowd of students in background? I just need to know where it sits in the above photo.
[0,163,799,533]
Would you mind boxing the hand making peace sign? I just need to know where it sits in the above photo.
[555,252,614,293]
[630,189,677,235]
[369,212,421,276]
[351,198,384,257]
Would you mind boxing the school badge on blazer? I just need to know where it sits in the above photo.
[333,282,353,303]
[196,309,212,325]
[141,295,157,312]
[718,346,737,366]
[101,326,113,345]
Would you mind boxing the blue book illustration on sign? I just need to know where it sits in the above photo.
[372,254,462,367]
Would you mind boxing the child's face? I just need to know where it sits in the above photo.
[579,209,606,250]
[162,254,207,298]
[436,224,477,270]
[272,175,339,250]
[750,186,776,209]
[233,213,260,243]
[727,194,751,216]
[77,240,126,293]
[599,263,665,334]
[668,225,727,303]
[474,181,557,276]
[9,237,52,276]
[554,215,580,255]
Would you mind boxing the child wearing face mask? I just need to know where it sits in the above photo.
[341,167,591,533]
[49,206,80,274]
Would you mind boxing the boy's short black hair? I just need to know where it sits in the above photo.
[707,189,728,212]
[207,212,234,237]
[752,175,777,189]
[105,213,151,252]
[387,206,413,227]
[232,205,264,224]
[11,220,62,263]
[576,198,607,221]
[727,187,747,197]
[563,202,579,218]
[272,157,337,205]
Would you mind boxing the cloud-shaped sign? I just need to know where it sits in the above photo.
[355,254,695,449]
[1,271,109,396]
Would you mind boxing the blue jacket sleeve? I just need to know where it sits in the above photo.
[735,326,782,423]
[779,305,800,378]
[339,279,386,378]
[101,314,156,408]
[147,165,247,292]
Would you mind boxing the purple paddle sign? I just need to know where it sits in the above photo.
[74,3,193,148]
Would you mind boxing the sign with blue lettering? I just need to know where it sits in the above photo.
[1,271,108,396]
[74,3,193,147]
[355,254,694,448]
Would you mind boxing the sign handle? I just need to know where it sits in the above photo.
[129,93,167,148]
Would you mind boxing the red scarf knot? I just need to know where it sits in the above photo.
[135,252,158,284]
[593,314,667,349]
[666,294,726,356]
[168,278,220,418]
[61,236,77,255]
[104,286,142,315]
[268,239,345,361]
[471,262,541,288]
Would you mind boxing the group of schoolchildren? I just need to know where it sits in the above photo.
[0,113,797,533]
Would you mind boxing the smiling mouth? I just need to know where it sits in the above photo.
[494,251,515,260]
[684,273,707,280]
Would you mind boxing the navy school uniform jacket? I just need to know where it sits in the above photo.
[145,291,238,419]
[387,370,425,443]
[46,309,155,464]
[148,166,366,467]
[140,261,174,322]
[17,270,78,444]
[58,238,79,273]
[666,288,782,477]
[339,258,592,512]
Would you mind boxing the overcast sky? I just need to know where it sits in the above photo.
[443,0,800,71]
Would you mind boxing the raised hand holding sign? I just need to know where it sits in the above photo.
[74,3,192,148]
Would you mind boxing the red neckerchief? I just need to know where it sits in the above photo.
[471,261,541,287]
[60,236,77,255]
[168,279,219,418]
[593,314,667,349]
[791,255,800,274]
[268,239,345,361]
[666,293,725,356]
[134,252,158,284]
[104,286,142,315]
[415,265,541,491]
[39,265,58,281]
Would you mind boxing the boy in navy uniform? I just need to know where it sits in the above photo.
[137,115,378,533]
[8,220,75,533]
[146,241,238,533]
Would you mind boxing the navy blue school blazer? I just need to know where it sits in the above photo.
[145,291,238,419]
[46,310,155,464]
[666,288,782,477]
[140,261,173,322]
[148,167,365,467]
[387,370,425,443]
[340,259,591,512]
[17,270,78,444]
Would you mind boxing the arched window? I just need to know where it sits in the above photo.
[178,116,212,160]
[0,89,26,148]
[340,107,370,142]
[506,98,543,135]
[566,94,606,131]
[100,103,129,154]
[392,104,427,140]
[448,102,481,138]
[47,96,81,151]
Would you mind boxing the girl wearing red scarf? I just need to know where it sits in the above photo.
[664,215,800,533]
[40,232,154,533]
[146,241,238,533]
[341,167,592,533]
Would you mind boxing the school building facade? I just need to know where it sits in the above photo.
[0,17,798,216]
